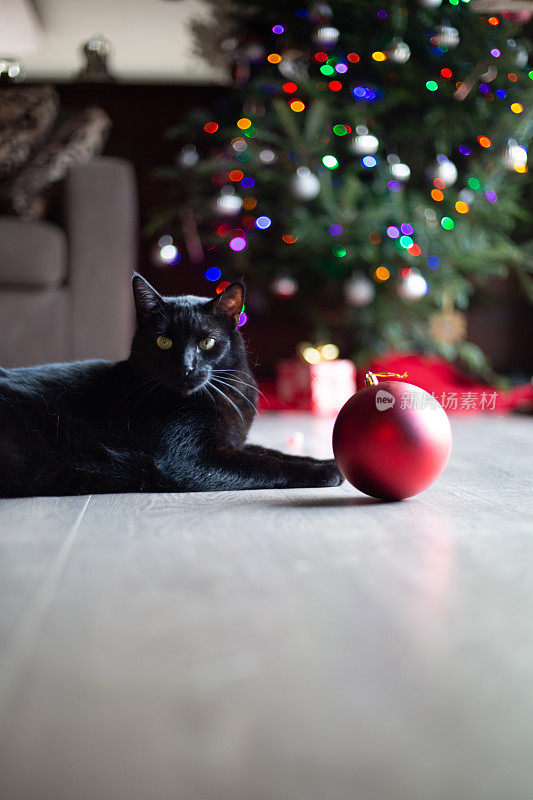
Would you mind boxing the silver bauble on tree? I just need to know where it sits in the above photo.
[397,270,429,301]
[503,139,528,171]
[177,144,199,168]
[152,235,179,268]
[259,148,277,165]
[386,38,411,64]
[417,0,442,7]
[508,39,529,69]
[390,163,411,180]
[278,49,309,80]
[349,134,379,155]
[344,272,375,307]
[431,25,460,49]
[290,167,321,201]
[312,26,340,49]
[215,187,242,215]
[388,155,411,180]
[427,155,458,186]
[515,45,528,69]
[271,274,298,298]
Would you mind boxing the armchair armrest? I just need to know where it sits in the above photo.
[64,156,137,362]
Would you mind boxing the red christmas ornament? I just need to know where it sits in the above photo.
[332,372,452,501]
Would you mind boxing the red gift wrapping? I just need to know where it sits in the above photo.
[361,353,533,415]
[276,359,356,417]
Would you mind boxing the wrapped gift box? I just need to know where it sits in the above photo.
[276,359,356,416]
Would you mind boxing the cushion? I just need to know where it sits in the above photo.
[0,86,59,180]
[0,105,111,219]
[0,287,69,367]
[0,218,67,288]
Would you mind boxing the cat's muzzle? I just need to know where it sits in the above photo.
[174,373,207,396]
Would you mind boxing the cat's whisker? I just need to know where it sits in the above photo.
[212,370,269,403]
[214,368,251,377]
[201,384,217,411]
[211,377,258,415]
[212,371,267,398]
[213,377,269,408]
[213,368,255,381]
[212,374,256,397]
[207,381,245,424]
[214,375,261,395]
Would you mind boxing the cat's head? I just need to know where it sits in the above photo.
[130,274,247,395]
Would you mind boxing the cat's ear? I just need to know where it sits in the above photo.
[132,273,165,323]
[210,281,245,326]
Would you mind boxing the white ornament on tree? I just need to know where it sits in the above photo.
[215,187,242,215]
[516,47,528,68]
[278,48,309,80]
[397,271,429,301]
[344,272,375,307]
[504,139,528,170]
[259,148,277,164]
[388,155,411,181]
[312,26,340,48]
[152,236,180,267]
[350,134,379,155]
[177,144,199,168]
[387,38,411,64]
[290,167,321,200]
[508,40,528,69]
[428,155,458,186]
[418,0,443,7]
[431,25,459,49]
[271,275,298,298]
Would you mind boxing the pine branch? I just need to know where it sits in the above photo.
[303,98,328,149]
[272,98,307,154]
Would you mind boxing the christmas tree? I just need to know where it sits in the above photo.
[151,0,533,374]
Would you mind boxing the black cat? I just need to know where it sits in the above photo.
[0,275,343,497]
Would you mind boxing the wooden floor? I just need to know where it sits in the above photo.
[0,413,532,800]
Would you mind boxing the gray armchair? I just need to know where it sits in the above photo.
[0,156,136,368]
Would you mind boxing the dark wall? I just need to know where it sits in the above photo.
[55,82,219,282]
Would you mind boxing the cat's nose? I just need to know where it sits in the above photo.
[184,367,193,378]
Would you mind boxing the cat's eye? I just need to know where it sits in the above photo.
[198,337,216,351]
[156,336,173,350]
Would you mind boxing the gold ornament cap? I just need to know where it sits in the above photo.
[364,371,408,387]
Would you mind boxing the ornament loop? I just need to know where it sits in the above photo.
[364,370,408,386]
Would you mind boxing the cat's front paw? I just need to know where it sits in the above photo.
[302,458,344,488]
